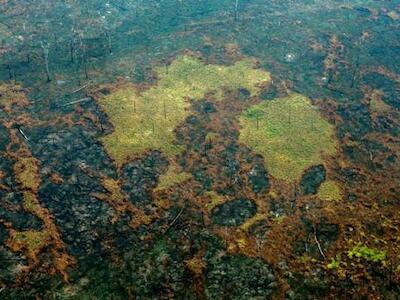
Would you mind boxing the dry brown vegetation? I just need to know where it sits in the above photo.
[1,83,75,282]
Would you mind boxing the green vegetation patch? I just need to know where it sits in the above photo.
[23,191,40,212]
[155,162,191,191]
[327,255,342,270]
[239,94,337,182]
[369,91,391,114]
[348,243,386,264]
[8,230,50,259]
[205,191,226,211]
[318,180,342,201]
[98,56,270,167]
[13,231,49,252]
[13,157,40,191]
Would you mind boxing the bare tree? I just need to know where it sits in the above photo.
[234,0,239,21]
[104,27,112,54]
[41,41,51,82]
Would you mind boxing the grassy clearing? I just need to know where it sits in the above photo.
[98,55,270,168]
[318,180,342,201]
[239,93,337,182]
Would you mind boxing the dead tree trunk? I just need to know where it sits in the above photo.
[234,0,239,21]
[70,37,76,63]
[105,29,112,54]
[41,42,51,82]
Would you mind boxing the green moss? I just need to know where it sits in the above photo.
[327,255,342,269]
[23,191,39,212]
[101,177,126,204]
[239,93,337,182]
[348,243,386,264]
[12,230,49,254]
[318,180,342,201]
[369,92,391,114]
[205,191,226,211]
[14,157,40,191]
[155,162,191,191]
[98,56,270,167]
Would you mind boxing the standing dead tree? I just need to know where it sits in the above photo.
[104,27,112,54]
[234,0,239,21]
[40,41,51,82]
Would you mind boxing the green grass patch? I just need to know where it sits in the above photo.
[318,180,342,201]
[239,93,337,182]
[98,56,270,167]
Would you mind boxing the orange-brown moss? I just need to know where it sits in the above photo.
[185,253,206,277]
[7,230,50,262]
[323,35,344,77]
[50,173,64,184]
[17,187,76,281]
[7,138,75,280]
[0,83,29,114]
[93,176,157,229]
